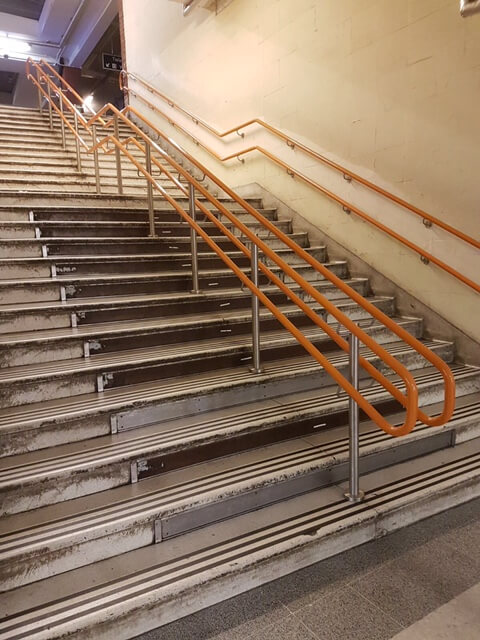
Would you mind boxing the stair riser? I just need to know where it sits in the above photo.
[29,209,278,223]
[0,233,308,259]
[0,305,397,408]
[2,301,363,368]
[0,264,345,304]
[111,342,455,433]
[0,343,460,465]
[22,220,292,240]
[0,280,368,335]
[0,426,462,592]
[0,248,327,279]
[2,369,471,516]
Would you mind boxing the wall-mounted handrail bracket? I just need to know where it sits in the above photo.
[287,168,295,178]
[421,255,430,265]
[423,218,433,229]
[343,206,351,215]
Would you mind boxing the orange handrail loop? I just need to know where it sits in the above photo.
[26,58,457,438]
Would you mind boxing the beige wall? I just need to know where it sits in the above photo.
[122,0,479,341]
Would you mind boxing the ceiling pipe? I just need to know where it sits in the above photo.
[460,0,480,16]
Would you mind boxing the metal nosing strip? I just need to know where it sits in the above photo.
[0,368,474,433]
[1,410,478,551]
[0,373,477,482]
[2,454,479,638]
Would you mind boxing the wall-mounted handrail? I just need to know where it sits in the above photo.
[27,57,456,439]
[121,70,479,252]
[120,71,480,295]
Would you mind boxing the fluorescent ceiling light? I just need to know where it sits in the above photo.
[0,36,31,55]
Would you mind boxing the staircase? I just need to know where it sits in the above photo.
[0,103,479,640]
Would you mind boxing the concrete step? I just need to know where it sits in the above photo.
[0,296,396,408]
[0,338,455,458]
[1,438,479,639]
[0,230,308,259]
[1,362,473,515]
[0,278,370,335]
[0,244,325,280]
[0,218,293,240]
[1,392,478,591]
[0,259,348,305]
[0,297,402,368]
[26,206,278,223]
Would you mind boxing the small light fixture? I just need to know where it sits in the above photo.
[0,35,31,56]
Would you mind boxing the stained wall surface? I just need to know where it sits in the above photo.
[122,0,480,341]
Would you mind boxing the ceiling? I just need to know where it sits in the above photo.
[0,69,18,94]
[0,0,46,21]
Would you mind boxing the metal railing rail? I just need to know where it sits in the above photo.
[120,70,480,294]
[26,57,456,449]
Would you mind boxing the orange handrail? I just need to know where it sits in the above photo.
[27,58,456,438]
[121,71,480,294]
[121,70,479,251]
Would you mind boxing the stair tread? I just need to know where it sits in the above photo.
[1,393,478,557]
[0,245,325,265]
[0,339,453,430]
[0,305,404,346]
[0,278,369,314]
[0,317,417,383]
[0,260,346,288]
[0,230,305,242]
[0,367,475,483]
[1,438,478,639]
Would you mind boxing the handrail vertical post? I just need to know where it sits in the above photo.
[189,182,200,293]
[58,92,66,149]
[47,82,53,129]
[113,114,123,195]
[345,332,364,503]
[36,69,43,114]
[145,142,156,236]
[73,110,82,173]
[250,242,263,374]
[92,124,101,194]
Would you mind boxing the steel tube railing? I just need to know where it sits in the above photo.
[145,142,156,236]
[26,58,456,441]
[250,242,263,374]
[113,114,123,195]
[91,124,101,194]
[188,182,200,293]
[345,332,364,503]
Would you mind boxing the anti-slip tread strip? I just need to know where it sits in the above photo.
[0,279,367,314]
[0,338,448,385]
[1,451,479,639]
[0,340,456,430]
[0,365,473,485]
[0,318,405,383]
[1,300,378,345]
[1,401,478,558]
[0,260,346,288]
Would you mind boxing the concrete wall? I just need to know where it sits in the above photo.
[122,0,480,341]
[13,74,39,108]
